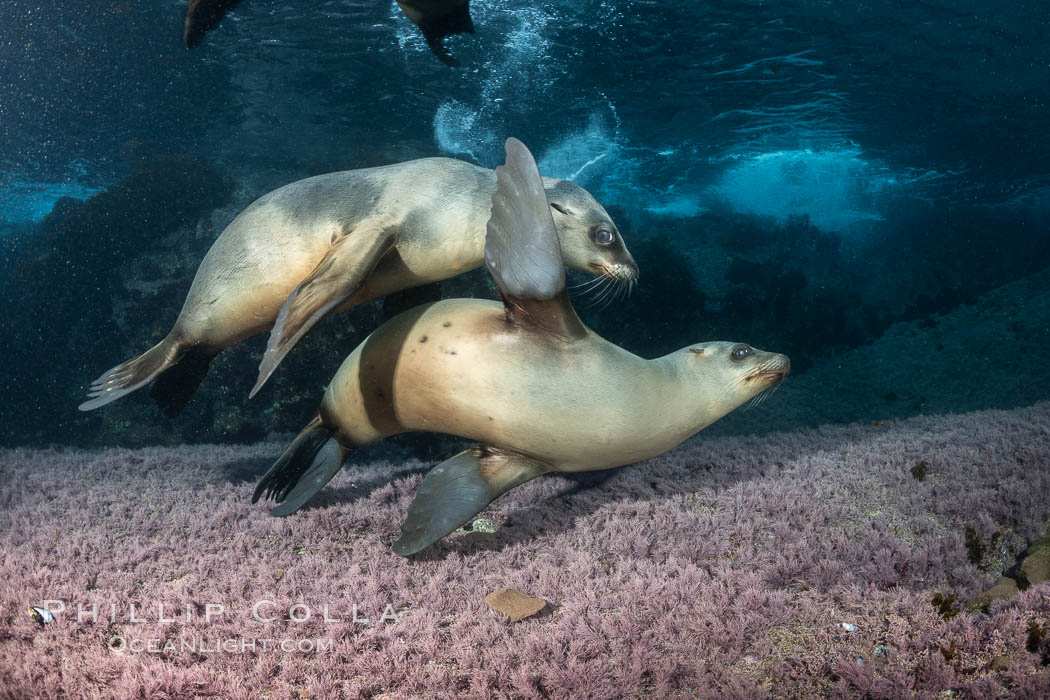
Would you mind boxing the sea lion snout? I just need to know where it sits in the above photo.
[763,354,791,384]
[747,352,791,386]
[590,260,639,281]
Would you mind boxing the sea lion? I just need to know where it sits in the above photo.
[79,156,636,415]
[183,0,474,66]
[252,137,789,556]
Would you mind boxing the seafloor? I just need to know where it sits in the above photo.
[2,401,1049,697]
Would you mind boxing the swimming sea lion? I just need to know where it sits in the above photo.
[79,156,636,414]
[252,137,789,555]
[183,0,474,66]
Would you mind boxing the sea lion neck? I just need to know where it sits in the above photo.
[649,351,738,438]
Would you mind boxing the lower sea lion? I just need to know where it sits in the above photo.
[79,156,636,415]
[252,138,789,555]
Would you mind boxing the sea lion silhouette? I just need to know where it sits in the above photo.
[183,0,474,66]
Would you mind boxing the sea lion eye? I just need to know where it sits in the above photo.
[730,345,753,361]
[594,228,615,246]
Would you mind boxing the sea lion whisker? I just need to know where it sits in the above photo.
[570,275,608,291]
[589,281,612,307]
[596,283,619,310]
[744,383,778,410]
[757,383,782,407]
[583,277,614,307]
[596,279,623,309]
[604,281,625,308]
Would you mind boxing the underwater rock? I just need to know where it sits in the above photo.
[968,576,1020,611]
[483,588,547,622]
[969,525,1050,609]
[0,156,232,447]
[1019,526,1050,587]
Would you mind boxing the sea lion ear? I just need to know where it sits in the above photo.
[485,137,566,301]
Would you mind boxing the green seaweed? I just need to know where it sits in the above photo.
[964,525,985,567]
[910,461,928,481]
[1027,620,1045,654]
[932,592,961,621]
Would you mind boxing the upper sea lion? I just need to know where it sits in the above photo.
[79,156,636,414]
[252,137,789,555]
[183,0,474,66]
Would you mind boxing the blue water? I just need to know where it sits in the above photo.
[1,0,1048,445]
[4,1,1047,229]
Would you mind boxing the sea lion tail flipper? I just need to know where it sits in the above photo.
[78,335,190,412]
[392,446,547,556]
[251,226,397,398]
[252,415,349,516]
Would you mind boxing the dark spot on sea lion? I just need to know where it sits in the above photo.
[443,321,451,327]
[419,335,428,343]
[689,348,705,356]
[488,416,493,421]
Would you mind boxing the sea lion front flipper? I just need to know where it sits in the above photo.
[484,137,587,340]
[392,446,548,556]
[251,226,397,397]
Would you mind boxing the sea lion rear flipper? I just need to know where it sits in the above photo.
[251,226,397,397]
[147,346,213,417]
[484,137,587,340]
[397,0,474,67]
[392,446,548,556]
[79,334,192,412]
[252,416,350,516]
